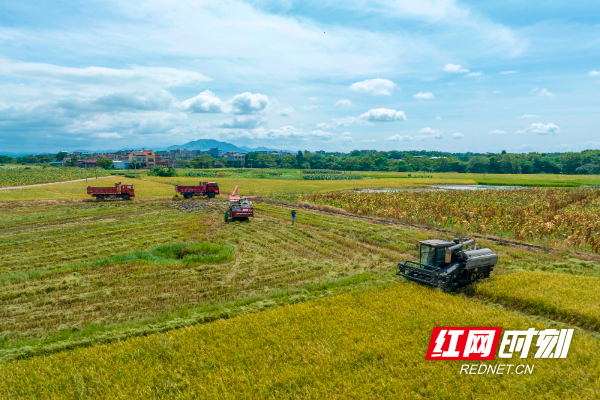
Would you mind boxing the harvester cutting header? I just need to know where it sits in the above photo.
[398,238,498,292]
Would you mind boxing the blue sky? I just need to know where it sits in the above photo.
[0,0,599,153]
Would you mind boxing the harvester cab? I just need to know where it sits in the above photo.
[397,238,498,292]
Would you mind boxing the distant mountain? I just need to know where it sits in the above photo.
[166,139,246,153]
[166,139,292,154]
[239,145,290,153]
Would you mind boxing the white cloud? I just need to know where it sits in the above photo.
[0,59,210,87]
[277,107,294,116]
[519,114,538,118]
[500,71,518,74]
[493,91,502,94]
[416,127,443,140]
[452,132,464,139]
[315,116,370,130]
[230,92,269,114]
[466,72,482,77]
[225,126,333,141]
[362,139,376,143]
[413,92,435,100]
[341,131,352,136]
[335,99,352,107]
[308,97,318,101]
[517,123,560,135]
[359,108,406,122]
[387,134,413,142]
[93,132,122,138]
[489,130,507,134]
[215,116,263,129]
[333,117,364,126]
[91,91,176,111]
[443,63,469,73]
[341,131,353,143]
[349,78,398,96]
[180,90,224,113]
[419,127,442,135]
[416,133,443,141]
[309,130,334,139]
[531,88,554,97]
[589,71,600,76]
[303,105,319,111]
[435,116,442,120]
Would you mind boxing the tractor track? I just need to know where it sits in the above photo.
[258,197,600,262]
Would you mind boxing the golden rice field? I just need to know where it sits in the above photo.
[308,188,600,252]
[472,271,600,331]
[0,166,112,187]
[5,174,600,398]
[143,176,471,197]
[0,176,174,202]
[2,283,600,399]
[2,199,597,363]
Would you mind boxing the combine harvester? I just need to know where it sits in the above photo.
[87,182,135,201]
[227,185,254,221]
[175,182,220,199]
[397,238,498,292]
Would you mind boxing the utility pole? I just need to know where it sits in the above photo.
[85,163,88,183]
[94,165,97,179]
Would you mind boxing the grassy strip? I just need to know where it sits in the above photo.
[470,271,600,331]
[0,242,233,283]
[0,272,386,362]
[3,282,600,399]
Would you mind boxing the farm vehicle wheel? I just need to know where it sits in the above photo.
[96,195,105,202]
[208,192,216,199]
[184,193,192,199]
[122,194,131,201]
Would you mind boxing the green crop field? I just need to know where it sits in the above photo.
[0,166,113,188]
[3,173,600,398]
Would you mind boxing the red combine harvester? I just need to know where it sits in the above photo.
[175,182,220,199]
[87,182,135,201]
[228,185,253,220]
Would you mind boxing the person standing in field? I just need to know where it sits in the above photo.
[291,209,296,225]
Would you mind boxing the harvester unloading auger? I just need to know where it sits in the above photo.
[397,238,498,292]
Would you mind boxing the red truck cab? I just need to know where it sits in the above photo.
[175,182,220,199]
[87,182,135,201]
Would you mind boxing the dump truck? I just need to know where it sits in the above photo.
[175,182,220,199]
[227,185,253,220]
[397,238,498,292]
[87,182,135,201]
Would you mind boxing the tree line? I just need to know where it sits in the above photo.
[3,149,600,175]
[185,150,600,175]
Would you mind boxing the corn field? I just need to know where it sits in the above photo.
[309,188,600,251]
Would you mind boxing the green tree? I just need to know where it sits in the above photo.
[256,154,276,168]
[55,152,68,162]
[561,153,584,174]
[295,151,304,167]
[280,154,297,168]
[97,158,114,169]
[467,156,490,173]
